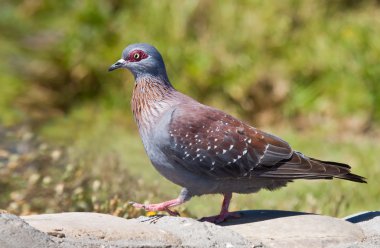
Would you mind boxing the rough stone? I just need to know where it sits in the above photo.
[23,212,179,247]
[22,212,251,247]
[1,211,379,248]
[343,211,380,248]
[0,213,56,248]
[345,211,380,236]
[221,210,365,248]
[135,215,251,247]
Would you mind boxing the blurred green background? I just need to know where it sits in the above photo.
[0,0,379,219]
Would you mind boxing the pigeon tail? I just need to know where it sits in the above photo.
[309,158,367,183]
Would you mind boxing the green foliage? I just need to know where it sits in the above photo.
[0,124,169,218]
[0,1,379,217]
[1,0,380,126]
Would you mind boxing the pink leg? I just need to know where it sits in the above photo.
[130,198,184,216]
[200,193,240,223]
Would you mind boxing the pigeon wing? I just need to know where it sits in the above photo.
[162,104,293,179]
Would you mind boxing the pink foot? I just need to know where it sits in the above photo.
[200,212,241,223]
[199,192,240,223]
[130,198,182,216]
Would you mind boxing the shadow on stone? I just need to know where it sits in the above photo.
[345,211,380,224]
[138,214,166,224]
[219,210,312,226]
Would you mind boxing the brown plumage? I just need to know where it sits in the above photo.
[166,104,364,183]
[109,43,366,223]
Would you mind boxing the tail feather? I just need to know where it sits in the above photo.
[309,157,366,183]
[334,172,367,183]
[258,151,367,183]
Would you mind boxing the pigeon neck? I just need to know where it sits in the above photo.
[135,74,173,88]
[132,76,177,135]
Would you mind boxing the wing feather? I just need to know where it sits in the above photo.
[159,103,365,183]
[163,104,292,179]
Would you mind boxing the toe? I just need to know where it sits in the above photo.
[199,215,218,223]
[131,202,145,209]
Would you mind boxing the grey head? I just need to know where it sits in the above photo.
[109,43,170,83]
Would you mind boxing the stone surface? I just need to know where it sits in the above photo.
[22,212,250,247]
[23,212,176,247]
[135,215,251,247]
[343,211,380,248]
[0,214,56,248]
[221,210,365,248]
[1,211,380,247]
[345,211,380,236]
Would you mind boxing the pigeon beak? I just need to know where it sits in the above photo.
[108,59,127,72]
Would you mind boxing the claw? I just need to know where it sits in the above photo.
[165,208,180,216]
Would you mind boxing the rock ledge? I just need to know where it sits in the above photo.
[0,210,378,248]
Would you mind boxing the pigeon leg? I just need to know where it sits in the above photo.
[200,192,240,223]
[130,188,191,216]
[131,198,182,216]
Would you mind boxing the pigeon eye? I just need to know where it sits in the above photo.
[129,50,147,62]
[133,53,140,60]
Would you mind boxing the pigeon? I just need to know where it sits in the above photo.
[108,43,366,223]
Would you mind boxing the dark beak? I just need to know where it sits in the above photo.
[108,59,126,72]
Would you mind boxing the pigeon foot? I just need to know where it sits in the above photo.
[199,211,241,223]
[130,198,182,216]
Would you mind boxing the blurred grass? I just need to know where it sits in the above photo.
[1,0,380,126]
[0,0,379,218]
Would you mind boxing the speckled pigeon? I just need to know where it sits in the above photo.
[108,43,366,223]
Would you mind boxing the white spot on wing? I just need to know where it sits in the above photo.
[257,144,269,164]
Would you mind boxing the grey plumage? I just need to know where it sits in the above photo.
[109,43,366,222]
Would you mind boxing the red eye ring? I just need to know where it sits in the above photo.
[129,50,148,62]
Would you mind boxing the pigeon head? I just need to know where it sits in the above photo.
[109,43,169,82]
